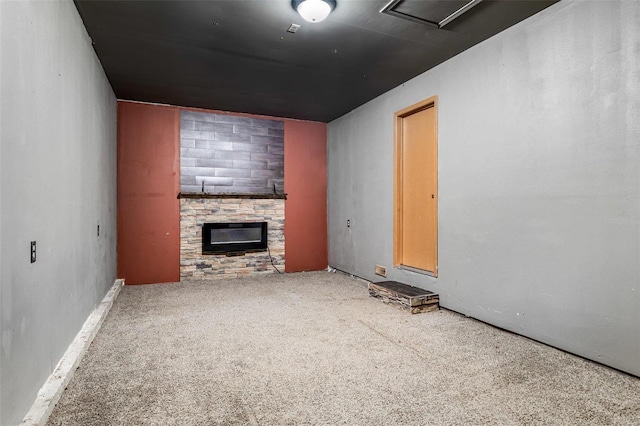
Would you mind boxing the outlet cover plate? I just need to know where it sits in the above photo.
[31,241,37,263]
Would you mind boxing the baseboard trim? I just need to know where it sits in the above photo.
[20,278,124,426]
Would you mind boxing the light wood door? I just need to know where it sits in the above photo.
[394,97,438,275]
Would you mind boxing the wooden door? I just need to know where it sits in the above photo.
[394,97,438,275]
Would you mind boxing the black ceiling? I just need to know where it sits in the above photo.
[74,0,558,122]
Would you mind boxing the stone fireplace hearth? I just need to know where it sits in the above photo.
[180,194,285,280]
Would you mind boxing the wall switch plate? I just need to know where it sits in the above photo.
[31,241,36,263]
[375,264,387,277]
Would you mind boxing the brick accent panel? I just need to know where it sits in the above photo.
[180,198,285,280]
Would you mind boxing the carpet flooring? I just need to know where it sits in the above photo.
[48,271,640,425]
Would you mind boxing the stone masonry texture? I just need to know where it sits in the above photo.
[180,110,284,194]
[180,198,285,280]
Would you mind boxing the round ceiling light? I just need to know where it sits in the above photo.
[293,0,336,23]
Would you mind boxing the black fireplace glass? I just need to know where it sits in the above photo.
[202,222,268,254]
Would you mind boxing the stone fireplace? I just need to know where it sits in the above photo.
[178,110,286,280]
[180,194,285,280]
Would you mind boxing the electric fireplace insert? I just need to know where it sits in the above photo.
[202,222,268,255]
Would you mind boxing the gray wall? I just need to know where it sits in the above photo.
[180,110,284,194]
[0,1,117,424]
[0,2,3,422]
[328,0,640,376]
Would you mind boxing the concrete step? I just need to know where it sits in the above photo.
[368,280,439,314]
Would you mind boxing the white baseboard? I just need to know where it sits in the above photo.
[20,278,124,426]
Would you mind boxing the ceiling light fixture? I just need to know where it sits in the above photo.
[292,0,336,23]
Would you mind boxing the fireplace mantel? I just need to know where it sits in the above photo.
[178,192,287,200]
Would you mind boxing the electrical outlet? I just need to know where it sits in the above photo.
[347,219,351,228]
[31,241,37,263]
[375,264,387,277]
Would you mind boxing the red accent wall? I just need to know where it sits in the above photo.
[284,121,328,272]
[117,101,327,283]
[117,102,180,284]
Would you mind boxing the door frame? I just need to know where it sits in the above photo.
[393,95,438,276]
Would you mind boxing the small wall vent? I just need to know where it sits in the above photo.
[375,264,387,277]
[287,24,301,33]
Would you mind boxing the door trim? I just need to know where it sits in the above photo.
[393,96,438,276]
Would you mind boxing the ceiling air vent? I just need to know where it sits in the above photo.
[287,23,301,33]
[379,0,483,29]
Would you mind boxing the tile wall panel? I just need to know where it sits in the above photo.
[180,111,284,193]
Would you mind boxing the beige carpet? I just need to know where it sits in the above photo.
[48,271,640,425]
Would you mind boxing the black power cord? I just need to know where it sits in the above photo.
[267,245,284,274]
